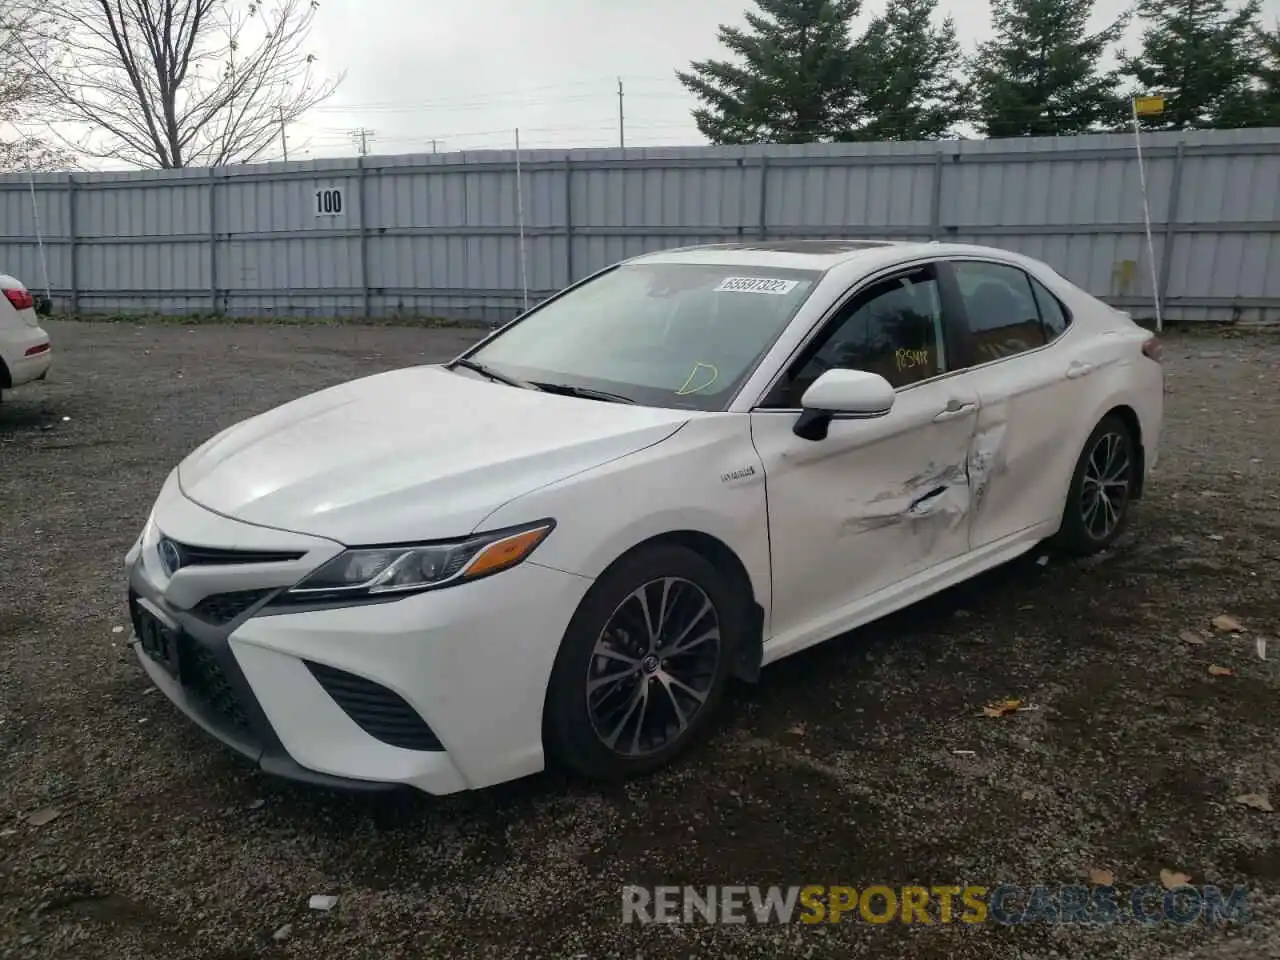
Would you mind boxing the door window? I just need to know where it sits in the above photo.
[951,261,1049,365]
[764,266,948,408]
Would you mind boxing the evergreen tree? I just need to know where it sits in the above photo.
[969,0,1128,137]
[1122,0,1263,129]
[1255,23,1280,124]
[854,0,967,140]
[677,0,865,144]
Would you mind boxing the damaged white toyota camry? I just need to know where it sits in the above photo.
[127,240,1163,794]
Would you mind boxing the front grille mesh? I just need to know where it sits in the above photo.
[185,644,249,730]
[305,661,444,751]
[191,589,273,625]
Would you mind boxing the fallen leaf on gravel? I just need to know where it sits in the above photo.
[111,626,124,634]
[1212,615,1245,633]
[1036,556,1049,567]
[981,699,1023,718]
[1180,631,1206,646]
[248,799,265,811]
[1160,869,1192,889]
[1207,665,1234,677]
[26,808,60,827]
[952,750,976,756]
[786,723,806,736]
[308,894,339,912]
[272,924,293,941]
[1020,789,1036,801]
[1088,868,1115,886]
[1234,793,1273,812]
[1207,534,1224,541]
[1257,637,1268,661]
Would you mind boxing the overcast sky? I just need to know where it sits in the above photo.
[52,0,1280,167]
[288,0,1167,159]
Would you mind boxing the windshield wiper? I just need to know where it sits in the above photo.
[450,358,539,390]
[529,381,636,404]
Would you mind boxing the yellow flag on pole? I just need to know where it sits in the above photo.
[1134,95,1166,116]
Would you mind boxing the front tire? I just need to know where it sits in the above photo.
[544,544,742,782]
[1054,415,1138,556]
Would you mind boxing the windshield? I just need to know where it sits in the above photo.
[460,262,822,410]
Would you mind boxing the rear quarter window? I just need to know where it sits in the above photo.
[1028,275,1071,340]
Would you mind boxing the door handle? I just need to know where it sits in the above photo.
[1066,361,1095,379]
[933,400,975,422]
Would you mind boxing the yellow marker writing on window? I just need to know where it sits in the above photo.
[895,348,929,371]
[676,362,720,395]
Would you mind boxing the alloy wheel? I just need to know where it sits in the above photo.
[585,577,722,758]
[1080,431,1131,540]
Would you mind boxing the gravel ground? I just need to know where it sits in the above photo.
[1,320,1278,960]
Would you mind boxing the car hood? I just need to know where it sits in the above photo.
[178,365,693,544]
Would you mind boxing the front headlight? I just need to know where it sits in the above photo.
[287,519,555,601]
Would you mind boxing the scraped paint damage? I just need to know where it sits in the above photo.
[967,422,1009,514]
[842,420,1010,546]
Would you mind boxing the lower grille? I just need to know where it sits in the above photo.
[185,644,250,730]
[191,589,273,625]
[304,661,443,751]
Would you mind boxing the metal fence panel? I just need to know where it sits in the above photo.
[2,128,1279,323]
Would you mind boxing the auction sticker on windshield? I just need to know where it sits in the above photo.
[714,277,800,295]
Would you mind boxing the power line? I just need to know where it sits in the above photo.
[309,79,690,114]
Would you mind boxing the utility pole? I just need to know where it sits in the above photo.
[617,77,625,150]
[278,105,288,161]
[349,127,374,156]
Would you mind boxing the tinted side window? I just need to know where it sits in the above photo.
[766,268,946,407]
[952,261,1047,365]
[1029,276,1071,339]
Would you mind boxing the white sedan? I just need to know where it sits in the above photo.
[0,274,53,400]
[126,240,1163,794]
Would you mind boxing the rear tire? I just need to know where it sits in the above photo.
[544,544,742,782]
[1053,415,1137,556]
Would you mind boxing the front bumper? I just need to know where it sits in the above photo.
[127,473,592,795]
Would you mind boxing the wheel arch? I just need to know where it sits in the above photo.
[554,528,767,694]
[1100,404,1145,498]
[598,530,764,684]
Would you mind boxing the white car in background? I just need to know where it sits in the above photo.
[0,274,52,400]
[126,240,1164,796]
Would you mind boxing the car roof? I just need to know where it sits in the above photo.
[627,240,1036,274]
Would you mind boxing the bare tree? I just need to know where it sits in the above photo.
[12,0,340,168]
[0,3,72,170]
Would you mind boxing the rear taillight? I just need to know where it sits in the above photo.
[4,288,34,311]
[1141,336,1162,363]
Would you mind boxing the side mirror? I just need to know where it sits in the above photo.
[793,369,895,441]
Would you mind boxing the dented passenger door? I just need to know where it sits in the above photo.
[751,381,981,648]
[748,262,982,651]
